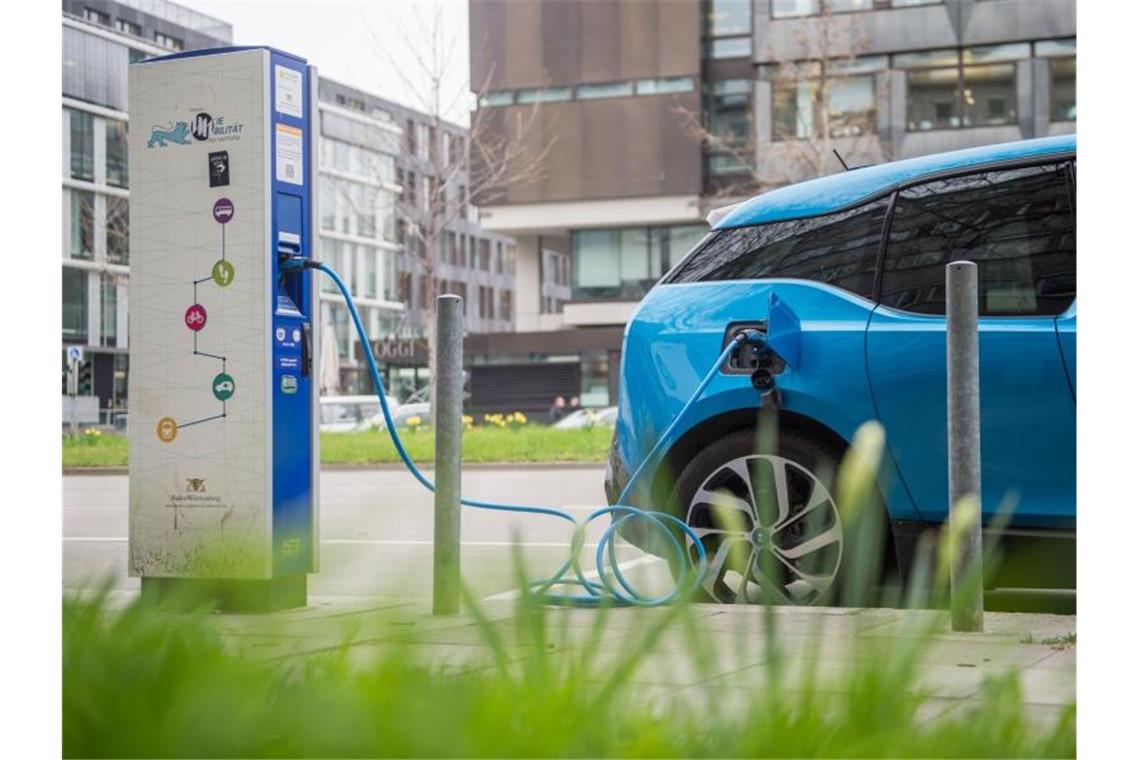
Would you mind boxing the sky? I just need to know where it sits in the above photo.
[179,0,473,123]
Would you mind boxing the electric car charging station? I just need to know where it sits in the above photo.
[127,46,320,610]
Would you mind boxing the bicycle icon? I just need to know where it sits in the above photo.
[185,304,207,331]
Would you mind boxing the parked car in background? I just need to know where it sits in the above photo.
[320,395,399,433]
[606,135,1076,606]
[554,406,618,429]
[363,401,431,430]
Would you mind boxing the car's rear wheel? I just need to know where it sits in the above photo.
[668,429,875,605]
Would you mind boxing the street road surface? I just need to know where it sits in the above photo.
[63,467,670,601]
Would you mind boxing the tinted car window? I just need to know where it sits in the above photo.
[669,197,890,298]
[880,162,1075,316]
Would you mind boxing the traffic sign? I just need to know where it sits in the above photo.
[67,345,84,363]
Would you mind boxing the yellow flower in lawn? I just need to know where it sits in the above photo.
[84,427,102,437]
[462,415,473,425]
[405,416,423,429]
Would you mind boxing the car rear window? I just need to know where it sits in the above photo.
[668,197,890,299]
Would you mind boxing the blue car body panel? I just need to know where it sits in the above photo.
[612,136,1076,536]
[865,306,1075,529]
[715,134,1076,230]
[617,281,921,523]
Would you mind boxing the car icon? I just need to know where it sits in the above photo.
[605,135,1076,606]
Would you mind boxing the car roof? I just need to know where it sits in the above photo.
[713,134,1076,230]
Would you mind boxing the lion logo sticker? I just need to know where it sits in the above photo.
[147,122,192,148]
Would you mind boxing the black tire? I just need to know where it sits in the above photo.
[666,428,887,606]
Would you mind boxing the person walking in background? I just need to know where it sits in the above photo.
[548,395,567,424]
[568,396,581,414]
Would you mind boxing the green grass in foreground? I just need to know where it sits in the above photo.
[63,419,1075,757]
[62,426,612,468]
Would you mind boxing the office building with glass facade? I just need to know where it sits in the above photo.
[469,0,1076,408]
[62,1,520,418]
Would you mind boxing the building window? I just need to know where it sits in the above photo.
[115,18,141,36]
[478,239,491,270]
[101,273,118,347]
[153,31,183,50]
[63,268,88,341]
[576,81,635,100]
[106,120,128,188]
[83,7,110,25]
[766,57,884,141]
[881,163,1074,316]
[635,77,696,95]
[69,109,94,181]
[1037,39,1077,123]
[1050,58,1076,122]
[516,87,573,104]
[706,80,753,175]
[898,45,1026,131]
[321,239,344,293]
[69,190,95,261]
[772,0,937,17]
[705,0,752,59]
[360,247,377,299]
[479,91,514,107]
[499,289,512,322]
[106,196,129,264]
[572,225,707,300]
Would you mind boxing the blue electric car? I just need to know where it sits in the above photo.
[604,135,1076,605]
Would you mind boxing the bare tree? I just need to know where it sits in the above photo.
[675,7,887,212]
[362,2,552,420]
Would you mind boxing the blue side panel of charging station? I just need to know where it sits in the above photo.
[269,50,314,577]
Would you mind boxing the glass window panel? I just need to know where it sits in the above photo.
[1050,58,1076,122]
[963,43,1030,64]
[106,196,129,264]
[772,0,821,18]
[69,109,94,181]
[882,164,1075,316]
[709,0,752,35]
[772,80,815,141]
[1036,38,1076,58]
[635,77,695,95]
[62,28,128,110]
[105,120,128,188]
[670,198,888,299]
[479,91,514,107]
[827,0,874,12]
[708,152,752,175]
[576,81,634,100]
[516,87,572,104]
[906,67,959,131]
[100,273,117,347]
[710,36,752,59]
[828,76,876,137]
[829,55,888,75]
[69,190,95,260]
[573,230,621,294]
[962,63,1016,127]
[893,48,959,69]
[63,268,88,341]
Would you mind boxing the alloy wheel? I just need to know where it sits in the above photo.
[684,454,843,605]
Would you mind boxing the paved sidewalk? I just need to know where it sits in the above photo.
[201,596,1075,727]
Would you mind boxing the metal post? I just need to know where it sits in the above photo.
[946,261,984,632]
[433,295,463,615]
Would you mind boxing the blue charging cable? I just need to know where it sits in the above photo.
[307,259,757,606]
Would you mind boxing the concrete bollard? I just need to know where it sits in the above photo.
[946,261,984,632]
[433,295,464,615]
